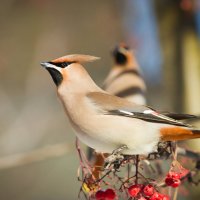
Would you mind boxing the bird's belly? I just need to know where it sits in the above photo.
[70,115,161,155]
[72,126,118,153]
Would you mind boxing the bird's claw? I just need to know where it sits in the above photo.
[111,145,128,155]
[104,145,127,170]
[105,153,124,163]
[104,154,124,170]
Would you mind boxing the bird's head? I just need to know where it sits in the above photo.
[112,43,131,65]
[41,54,100,87]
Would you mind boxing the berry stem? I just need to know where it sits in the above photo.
[95,169,112,184]
[135,155,139,184]
[173,187,178,200]
[127,163,130,180]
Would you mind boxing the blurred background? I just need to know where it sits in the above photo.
[0,0,200,199]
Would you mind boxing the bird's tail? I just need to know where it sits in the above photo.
[160,127,200,141]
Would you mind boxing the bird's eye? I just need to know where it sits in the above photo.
[48,61,74,68]
[124,46,129,50]
[58,62,72,68]
[61,62,68,67]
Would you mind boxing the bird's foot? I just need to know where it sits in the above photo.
[104,145,128,170]
[104,154,124,170]
[147,142,173,160]
[111,145,128,155]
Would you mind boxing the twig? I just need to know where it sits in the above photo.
[95,170,112,183]
[135,155,139,184]
[173,187,178,200]
[76,138,94,175]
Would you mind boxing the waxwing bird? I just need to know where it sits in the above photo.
[41,54,200,156]
[103,43,146,105]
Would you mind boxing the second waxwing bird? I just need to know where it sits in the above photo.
[103,43,146,105]
[41,54,200,156]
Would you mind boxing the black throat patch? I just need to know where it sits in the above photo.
[46,68,63,86]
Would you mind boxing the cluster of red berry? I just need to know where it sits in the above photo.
[95,189,116,200]
[128,184,170,200]
[165,171,183,188]
[92,166,190,199]
[94,184,170,200]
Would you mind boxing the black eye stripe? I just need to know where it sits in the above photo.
[48,61,75,68]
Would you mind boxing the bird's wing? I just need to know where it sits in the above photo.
[87,92,192,127]
[160,112,197,120]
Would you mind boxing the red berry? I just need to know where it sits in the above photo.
[149,192,159,200]
[95,190,106,200]
[138,196,148,200]
[128,184,143,197]
[165,177,174,186]
[149,192,163,200]
[143,184,155,197]
[150,193,170,200]
[165,177,181,188]
[104,189,116,200]
[167,172,180,179]
[161,195,170,200]
[171,179,181,188]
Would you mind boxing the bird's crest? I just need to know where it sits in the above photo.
[51,54,100,64]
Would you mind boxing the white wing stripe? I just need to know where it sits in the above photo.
[119,110,134,116]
